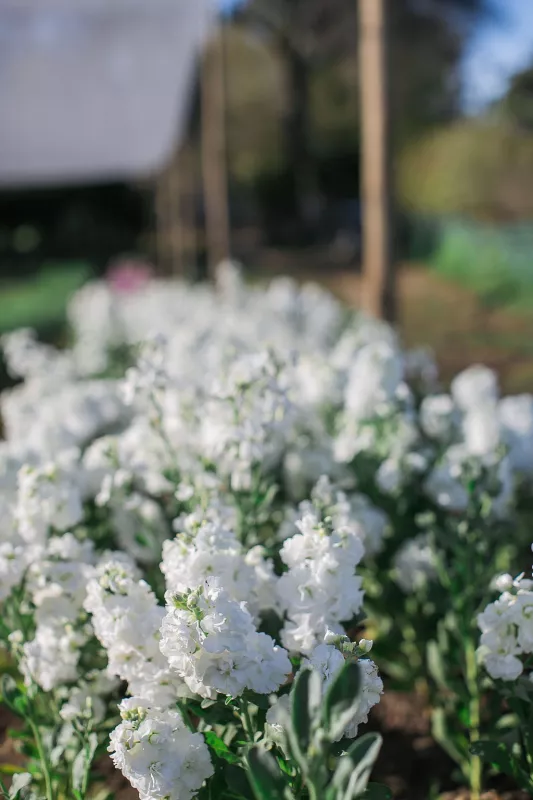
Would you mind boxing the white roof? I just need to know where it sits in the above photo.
[0,0,215,187]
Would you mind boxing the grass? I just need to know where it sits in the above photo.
[0,262,92,336]
[431,220,533,311]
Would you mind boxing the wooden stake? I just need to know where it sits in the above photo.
[201,26,231,277]
[359,0,395,322]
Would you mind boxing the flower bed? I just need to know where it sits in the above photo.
[1,262,533,800]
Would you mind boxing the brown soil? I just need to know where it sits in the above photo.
[367,688,533,800]
[367,689,457,799]
[440,793,530,800]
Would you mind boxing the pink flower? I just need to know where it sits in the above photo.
[106,259,153,294]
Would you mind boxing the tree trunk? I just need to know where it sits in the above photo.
[359,0,396,322]
[201,28,231,277]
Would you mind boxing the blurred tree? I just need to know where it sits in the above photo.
[398,119,533,222]
[502,61,533,131]
[234,0,492,226]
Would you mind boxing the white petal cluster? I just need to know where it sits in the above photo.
[161,514,278,621]
[20,623,89,692]
[14,462,83,544]
[160,580,291,699]
[85,559,187,707]
[0,542,32,603]
[109,697,214,800]
[393,534,438,594]
[59,670,119,723]
[277,513,364,654]
[478,572,533,681]
[18,534,98,691]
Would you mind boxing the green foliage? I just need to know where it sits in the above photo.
[431,220,533,310]
[0,262,91,336]
[247,664,387,800]
[398,120,533,221]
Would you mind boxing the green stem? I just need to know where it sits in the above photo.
[307,782,320,800]
[465,638,482,800]
[28,719,54,800]
[178,702,196,732]
[238,699,255,742]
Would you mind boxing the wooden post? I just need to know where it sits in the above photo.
[359,0,395,322]
[201,25,231,277]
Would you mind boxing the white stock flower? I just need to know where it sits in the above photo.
[109,698,214,800]
[160,580,291,699]
[393,534,438,594]
[451,365,499,412]
[85,559,187,707]
[478,574,533,682]
[15,462,83,544]
[161,518,278,620]
[278,512,364,654]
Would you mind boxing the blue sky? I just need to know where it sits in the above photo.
[463,0,533,111]
[219,0,533,112]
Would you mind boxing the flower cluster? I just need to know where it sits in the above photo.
[2,264,533,799]
[160,580,291,699]
[478,570,533,681]
[109,697,214,800]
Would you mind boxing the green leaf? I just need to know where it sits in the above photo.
[431,708,467,774]
[363,782,392,800]
[246,747,293,800]
[0,767,29,778]
[331,733,382,799]
[204,731,240,764]
[470,739,530,788]
[244,692,271,711]
[8,773,32,800]
[291,668,322,760]
[322,662,362,743]
[0,676,28,719]
[72,732,98,795]
[225,764,254,799]
[427,641,449,690]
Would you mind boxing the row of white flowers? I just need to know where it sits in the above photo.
[1,262,533,798]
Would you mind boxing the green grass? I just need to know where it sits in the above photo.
[0,262,92,336]
[431,220,533,310]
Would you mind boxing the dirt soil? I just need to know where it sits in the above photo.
[367,688,531,800]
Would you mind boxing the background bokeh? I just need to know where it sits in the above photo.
[2,0,533,390]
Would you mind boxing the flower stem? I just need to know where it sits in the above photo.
[465,638,482,800]
[28,718,54,800]
[238,699,255,742]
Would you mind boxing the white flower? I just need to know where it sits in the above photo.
[499,395,533,475]
[0,543,33,602]
[15,463,83,544]
[85,560,187,707]
[451,365,499,412]
[420,394,458,442]
[343,341,404,420]
[160,581,291,699]
[161,518,278,621]
[59,671,118,723]
[478,574,533,682]
[394,534,438,594]
[20,623,89,692]
[109,698,214,800]
[278,513,364,654]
